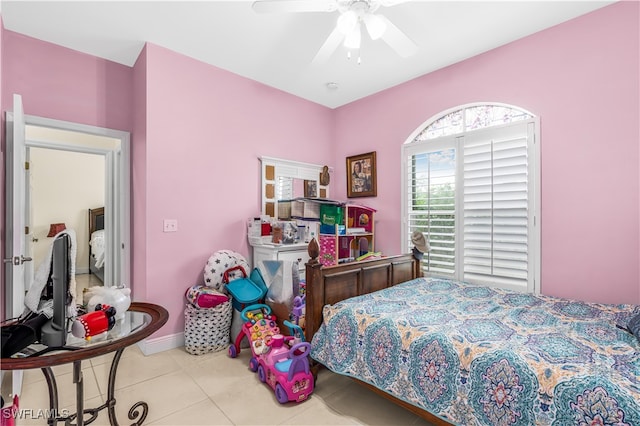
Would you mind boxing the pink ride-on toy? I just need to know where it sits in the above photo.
[228,304,314,403]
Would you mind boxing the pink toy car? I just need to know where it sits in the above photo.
[228,304,314,403]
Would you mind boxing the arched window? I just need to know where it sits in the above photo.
[402,103,539,293]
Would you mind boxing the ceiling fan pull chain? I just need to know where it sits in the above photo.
[345,49,361,64]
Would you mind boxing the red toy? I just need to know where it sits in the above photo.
[228,304,314,403]
[71,304,117,341]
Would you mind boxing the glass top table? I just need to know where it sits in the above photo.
[1,302,169,425]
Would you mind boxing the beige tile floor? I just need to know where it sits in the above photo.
[18,344,437,426]
[14,274,437,426]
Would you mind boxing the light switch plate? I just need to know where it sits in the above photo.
[163,219,178,232]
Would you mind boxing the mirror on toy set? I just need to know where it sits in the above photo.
[277,177,306,200]
[260,157,331,219]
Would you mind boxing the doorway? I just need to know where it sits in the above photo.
[28,145,106,291]
[5,110,130,318]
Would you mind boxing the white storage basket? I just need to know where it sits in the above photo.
[184,301,232,355]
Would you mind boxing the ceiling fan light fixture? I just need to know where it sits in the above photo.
[344,24,361,49]
[337,10,358,35]
[363,13,386,40]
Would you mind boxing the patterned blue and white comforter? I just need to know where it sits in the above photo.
[311,277,640,425]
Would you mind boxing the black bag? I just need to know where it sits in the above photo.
[1,313,48,357]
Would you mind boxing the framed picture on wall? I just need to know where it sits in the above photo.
[304,180,318,198]
[346,151,377,198]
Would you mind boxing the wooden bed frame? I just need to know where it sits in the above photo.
[88,207,105,281]
[303,241,452,426]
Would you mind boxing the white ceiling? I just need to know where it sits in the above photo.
[1,1,613,109]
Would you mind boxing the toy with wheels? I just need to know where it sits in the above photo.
[228,304,280,359]
[255,334,314,403]
[228,304,314,403]
[282,319,305,346]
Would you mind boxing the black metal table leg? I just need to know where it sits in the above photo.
[73,361,84,426]
[41,367,59,426]
[36,348,150,425]
[106,348,148,426]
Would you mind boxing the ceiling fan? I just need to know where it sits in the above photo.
[252,0,418,64]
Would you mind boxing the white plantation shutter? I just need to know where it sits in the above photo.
[403,106,537,294]
[404,141,457,276]
[462,122,532,291]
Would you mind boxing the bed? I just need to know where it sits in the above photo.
[88,207,105,282]
[303,248,640,426]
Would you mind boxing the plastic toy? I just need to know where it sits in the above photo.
[228,303,280,358]
[71,304,117,341]
[185,284,228,308]
[291,296,305,327]
[223,266,267,311]
[282,319,305,343]
[228,304,314,403]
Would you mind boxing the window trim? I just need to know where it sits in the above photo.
[401,103,540,294]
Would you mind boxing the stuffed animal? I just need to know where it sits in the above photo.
[83,286,131,320]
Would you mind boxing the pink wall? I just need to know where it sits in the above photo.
[1,32,133,131]
[133,44,334,335]
[333,2,640,305]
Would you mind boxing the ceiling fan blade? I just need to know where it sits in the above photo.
[312,26,345,64]
[378,15,418,58]
[252,0,338,14]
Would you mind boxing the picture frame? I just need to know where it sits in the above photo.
[304,180,318,198]
[346,151,377,198]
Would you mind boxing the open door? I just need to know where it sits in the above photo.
[3,94,29,400]
[4,94,31,319]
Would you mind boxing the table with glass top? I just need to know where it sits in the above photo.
[1,302,169,426]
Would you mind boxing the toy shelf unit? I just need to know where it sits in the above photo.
[318,204,376,267]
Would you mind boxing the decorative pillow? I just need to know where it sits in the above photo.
[203,250,249,293]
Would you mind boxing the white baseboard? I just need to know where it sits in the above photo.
[137,332,184,356]
[75,267,90,274]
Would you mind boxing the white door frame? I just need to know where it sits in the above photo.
[5,112,131,317]
[24,115,131,289]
